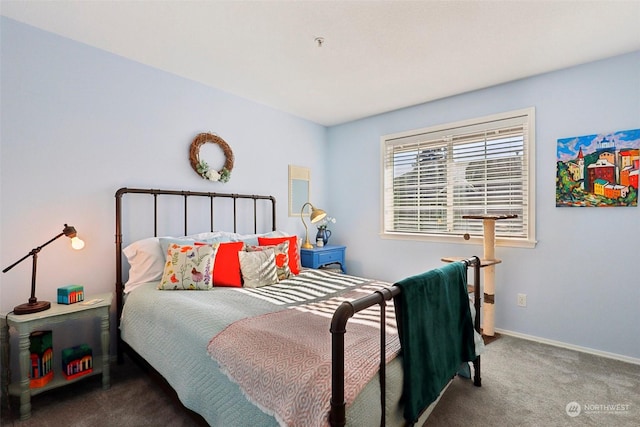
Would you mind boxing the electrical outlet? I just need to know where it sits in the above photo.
[517,293,527,307]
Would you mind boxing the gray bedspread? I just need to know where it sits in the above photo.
[120,269,409,426]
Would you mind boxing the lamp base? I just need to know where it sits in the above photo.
[13,300,51,315]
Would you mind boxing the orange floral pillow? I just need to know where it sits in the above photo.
[257,236,300,275]
[246,241,290,280]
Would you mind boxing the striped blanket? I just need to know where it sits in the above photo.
[232,268,374,305]
[208,279,400,427]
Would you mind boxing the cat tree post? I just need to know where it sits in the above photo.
[442,214,518,337]
[465,214,516,337]
[442,214,516,338]
[481,217,497,336]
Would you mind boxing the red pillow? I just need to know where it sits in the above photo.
[212,241,244,287]
[258,236,300,275]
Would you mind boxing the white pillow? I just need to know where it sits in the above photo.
[185,230,287,245]
[185,231,231,241]
[122,237,165,293]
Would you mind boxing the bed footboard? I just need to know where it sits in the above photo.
[329,256,482,427]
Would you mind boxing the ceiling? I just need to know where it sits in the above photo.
[2,1,639,126]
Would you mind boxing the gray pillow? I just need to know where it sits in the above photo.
[238,248,279,288]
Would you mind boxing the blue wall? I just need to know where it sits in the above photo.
[2,17,639,361]
[327,51,640,361]
[0,17,327,311]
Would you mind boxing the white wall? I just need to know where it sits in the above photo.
[0,18,327,313]
[326,51,640,361]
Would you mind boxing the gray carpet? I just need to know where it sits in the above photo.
[2,335,638,426]
[427,335,639,426]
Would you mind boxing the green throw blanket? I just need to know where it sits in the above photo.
[394,262,476,423]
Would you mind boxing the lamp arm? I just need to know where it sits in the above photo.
[2,232,65,274]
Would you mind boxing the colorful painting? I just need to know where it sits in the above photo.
[556,128,639,207]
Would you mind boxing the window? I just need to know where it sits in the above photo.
[381,108,536,247]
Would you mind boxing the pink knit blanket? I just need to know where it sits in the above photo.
[207,286,400,427]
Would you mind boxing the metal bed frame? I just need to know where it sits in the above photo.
[329,256,482,426]
[114,187,276,363]
[114,187,481,426]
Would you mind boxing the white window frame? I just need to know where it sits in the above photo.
[380,107,537,248]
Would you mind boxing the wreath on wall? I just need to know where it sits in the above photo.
[189,132,234,183]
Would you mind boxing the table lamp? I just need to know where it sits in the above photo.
[300,202,327,249]
[2,224,85,315]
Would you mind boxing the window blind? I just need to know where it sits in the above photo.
[382,109,535,243]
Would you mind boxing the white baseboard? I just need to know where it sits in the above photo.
[495,328,640,366]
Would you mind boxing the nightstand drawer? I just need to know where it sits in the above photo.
[317,251,343,265]
[300,245,346,273]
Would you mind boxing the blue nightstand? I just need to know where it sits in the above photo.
[300,245,346,273]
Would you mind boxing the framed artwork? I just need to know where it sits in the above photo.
[556,128,639,207]
[288,165,310,217]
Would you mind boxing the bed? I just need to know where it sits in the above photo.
[115,187,483,426]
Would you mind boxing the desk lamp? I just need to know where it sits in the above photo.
[2,224,85,315]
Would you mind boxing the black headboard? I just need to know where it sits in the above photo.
[114,187,277,332]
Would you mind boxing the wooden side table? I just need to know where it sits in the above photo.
[300,245,347,273]
[1,292,112,420]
